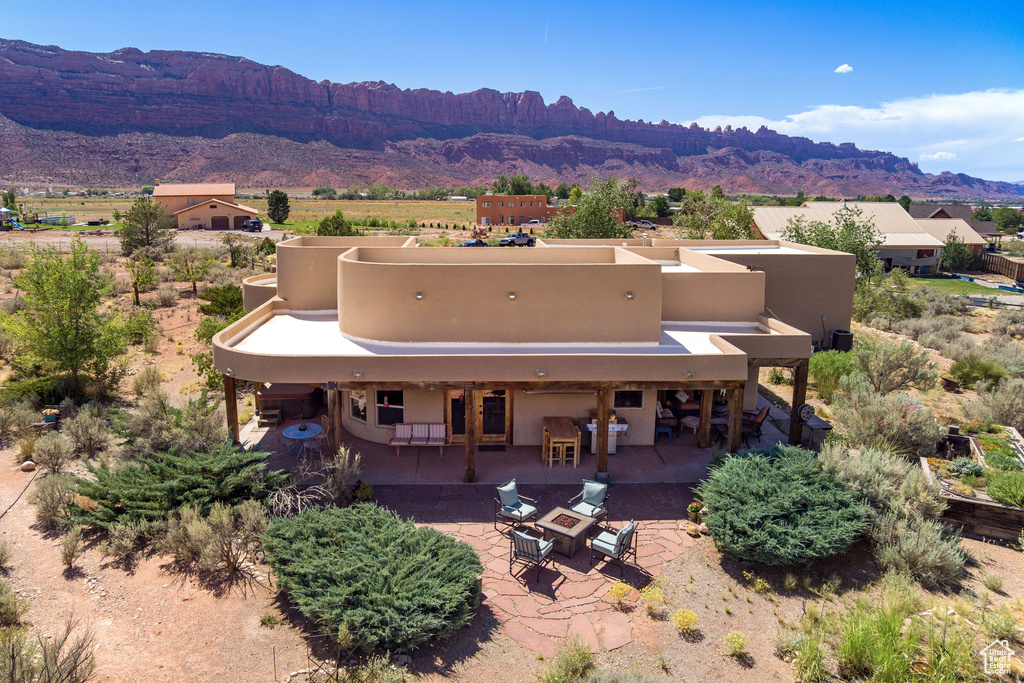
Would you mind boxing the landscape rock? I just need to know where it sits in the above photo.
[20,461,36,472]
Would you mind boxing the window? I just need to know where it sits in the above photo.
[507,216,515,225]
[530,201,534,207]
[520,202,526,207]
[498,214,504,224]
[613,390,644,409]
[376,390,404,426]
[186,198,199,206]
[482,201,490,208]
[499,201,504,207]
[210,204,218,209]
[349,390,367,422]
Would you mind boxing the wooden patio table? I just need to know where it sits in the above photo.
[542,416,580,466]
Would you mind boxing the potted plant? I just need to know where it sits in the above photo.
[687,501,703,522]
[42,408,59,424]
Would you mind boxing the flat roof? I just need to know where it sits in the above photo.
[652,260,701,273]
[687,245,808,255]
[231,311,773,358]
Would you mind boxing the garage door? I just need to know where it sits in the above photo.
[233,216,248,229]
[211,216,229,230]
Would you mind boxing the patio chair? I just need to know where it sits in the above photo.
[494,479,538,531]
[567,479,608,524]
[741,406,769,447]
[589,520,638,575]
[318,415,334,453]
[509,530,553,583]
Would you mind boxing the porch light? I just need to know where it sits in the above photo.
[536,369,547,378]
[415,292,423,300]
[352,370,363,380]
[508,292,516,301]
[625,292,634,300]
[685,370,695,379]
[225,367,235,376]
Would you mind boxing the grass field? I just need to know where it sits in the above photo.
[15,196,477,228]
[909,275,1006,295]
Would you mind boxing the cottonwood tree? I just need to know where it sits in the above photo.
[672,192,753,239]
[2,240,125,383]
[782,206,883,282]
[126,256,156,307]
[119,197,175,257]
[992,207,1024,234]
[543,176,635,240]
[509,174,532,195]
[169,247,216,294]
[266,190,290,224]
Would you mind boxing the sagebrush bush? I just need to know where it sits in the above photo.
[808,350,856,403]
[33,432,75,474]
[832,378,943,457]
[62,404,110,457]
[0,540,11,571]
[0,580,29,625]
[101,520,145,561]
[159,500,266,574]
[263,503,483,653]
[854,338,937,395]
[540,637,594,683]
[61,526,84,569]
[873,513,967,589]
[153,287,179,308]
[29,474,75,528]
[992,309,1024,339]
[966,378,1024,432]
[120,389,226,458]
[981,337,1024,377]
[987,470,1024,508]
[697,446,866,565]
[131,366,162,397]
[0,616,96,681]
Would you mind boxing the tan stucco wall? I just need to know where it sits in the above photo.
[661,271,766,322]
[337,247,664,343]
[242,274,278,311]
[340,388,443,444]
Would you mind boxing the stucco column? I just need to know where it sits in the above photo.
[727,386,744,453]
[789,362,809,446]
[596,388,611,474]
[464,388,477,483]
[744,365,760,411]
[223,375,239,445]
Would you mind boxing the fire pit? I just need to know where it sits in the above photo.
[551,514,580,529]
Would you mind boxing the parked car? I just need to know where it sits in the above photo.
[630,220,658,230]
[241,218,263,232]
[499,232,536,247]
[524,219,542,226]
[457,238,487,247]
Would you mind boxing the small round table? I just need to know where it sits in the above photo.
[282,423,323,458]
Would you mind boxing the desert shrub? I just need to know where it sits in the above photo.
[832,379,943,457]
[28,474,75,528]
[33,432,75,474]
[992,309,1024,339]
[0,580,29,626]
[323,445,362,505]
[159,500,266,574]
[723,631,747,657]
[854,338,937,395]
[153,287,179,308]
[673,609,698,633]
[0,541,10,571]
[539,636,594,683]
[62,404,110,457]
[1,375,85,407]
[0,248,27,270]
[17,434,36,462]
[123,308,157,346]
[1004,240,1024,256]
[966,378,1024,432]
[263,504,482,653]
[980,337,1024,377]
[981,574,1004,592]
[0,405,17,445]
[873,514,967,589]
[1,297,27,315]
[697,445,866,565]
[852,282,924,324]
[72,444,286,531]
[61,526,83,569]
[131,366,162,397]
[950,457,984,478]
[949,354,1007,389]
[119,389,226,458]
[808,350,856,403]
[100,520,146,561]
[917,286,971,317]
[987,470,1024,508]
[984,451,1022,471]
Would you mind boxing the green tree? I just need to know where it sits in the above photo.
[266,190,291,224]
[972,206,993,221]
[119,197,175,257]
[782,206,883,282]
[169,247,216,295]
[491,174,511,194]
[940,231,981,272]
[543,177,635,239]
[125,256,156,307]
[554,182,571,199]
[992,207,1024,234]
[648,195,671,218]
[1,190,17,212]
[312,187,337,199]
[509,174,532,195]
[221,233,248,268]
[672,193,753,239]
[666,187,686,202]
[111,209,122,223]
[316,210,358,236]
[141,186,154,195]
[2,240,125,382]
[898,195,912,212]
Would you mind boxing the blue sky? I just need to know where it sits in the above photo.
[6,0,1024,180]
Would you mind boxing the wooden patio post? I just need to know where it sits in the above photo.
[223,375,239,444]
[727,385,744,453]
[697,388,712,448]
[332,388,343,449]
[464,388,477,483]
[789,361,809,446]
[596,388,611,474]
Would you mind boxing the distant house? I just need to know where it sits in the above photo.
[914,218,987,254]
[152,181,258,230]
[908,204,974,221]
[476,194,559,226]
[752,202,946,273]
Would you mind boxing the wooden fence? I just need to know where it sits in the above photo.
[982,252,1024,281]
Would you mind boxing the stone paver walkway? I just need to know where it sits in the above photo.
[375,484,701,656]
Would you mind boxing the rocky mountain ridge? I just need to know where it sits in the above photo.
[1,38,1020,197]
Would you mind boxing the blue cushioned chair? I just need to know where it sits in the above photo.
[590,520,638,575]
[567,479,608,524]
[510,530,554,583]
[494,479,538,531]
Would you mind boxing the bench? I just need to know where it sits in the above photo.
[388,423,451,457]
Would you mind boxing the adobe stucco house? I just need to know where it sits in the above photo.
[152,181,258,230]
[214,236,854,482]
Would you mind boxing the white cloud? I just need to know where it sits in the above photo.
[694,89,1024,181]
[834,64,853,74]
[622,85,670,93]
[1015,137,1024,142]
